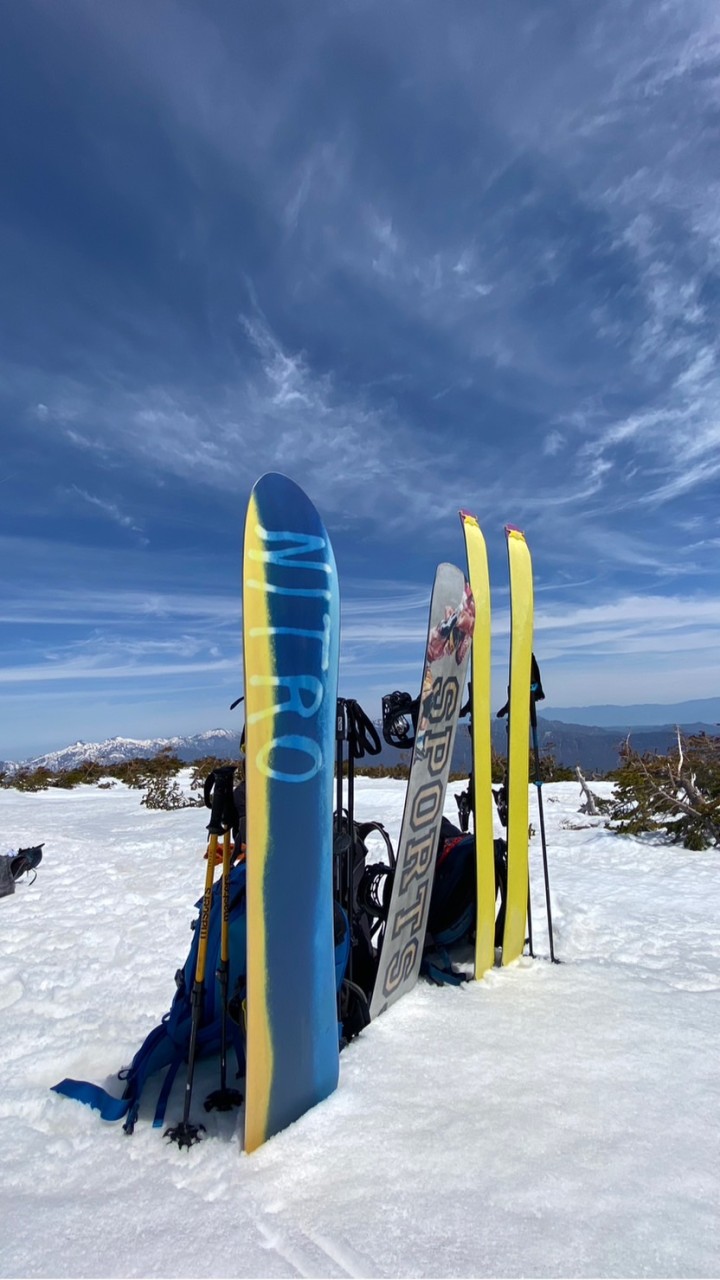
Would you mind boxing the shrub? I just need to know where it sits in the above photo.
[607,732,720,849]
[109,748,185,791]
[141,774,196,811]
[7,766,54,792]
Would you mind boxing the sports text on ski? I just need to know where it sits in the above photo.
[378,585,472,999]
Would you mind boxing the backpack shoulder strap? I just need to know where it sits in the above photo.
[52,1018,177,1131]
[152,1053,184,1129]
[51,1077,133,1123]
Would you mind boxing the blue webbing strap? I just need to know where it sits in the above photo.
[51,1078,131,1122]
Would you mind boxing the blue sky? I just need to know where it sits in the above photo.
[2,0,719,758]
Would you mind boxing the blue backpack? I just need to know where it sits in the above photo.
[53,860,350,1134]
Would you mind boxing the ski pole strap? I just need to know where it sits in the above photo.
[498,654,545,723]
[530,653,545,701]
[459,680,472,719]
[229,695,246,753]
[530,653,545,729]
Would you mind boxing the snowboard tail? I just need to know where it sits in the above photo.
[242,473,340,1152]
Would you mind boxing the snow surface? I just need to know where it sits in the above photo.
[1,776,719,1279]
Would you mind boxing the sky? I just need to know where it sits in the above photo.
[2,0,720,759]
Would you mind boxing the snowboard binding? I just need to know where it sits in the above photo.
[381,690,419,750]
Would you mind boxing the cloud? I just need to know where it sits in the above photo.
[22,306,503,539]
[0,567,434,699]
[505,589,720,706]
[0,581,240,628]
[4,0,720,749]
[0,649,236,686]
[576,339,720,510]
[14,0,720,543]
[542,431,564,457]
[67,485,147,539]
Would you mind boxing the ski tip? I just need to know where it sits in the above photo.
[505,524,526,540]
[459,508,478,523]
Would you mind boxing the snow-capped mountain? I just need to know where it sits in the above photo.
[6,715,720,778]
[8,729,242,773]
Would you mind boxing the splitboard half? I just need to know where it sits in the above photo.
[459,510,495,979]
[502,525,534,966]
[242,472,340,1153]
[370,563,473,1020]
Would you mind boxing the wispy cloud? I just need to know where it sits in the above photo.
[0,653,235,686]
[508,590,720,706]
[67,486,147,541]
[21,306,508,539]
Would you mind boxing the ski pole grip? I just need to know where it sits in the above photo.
[336,698,348,742]
[206,765,237,836]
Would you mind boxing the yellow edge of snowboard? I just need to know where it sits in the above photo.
[242,493,274,1153]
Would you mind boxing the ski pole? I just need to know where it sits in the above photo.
[165,768,232,1147]
[530,655,558,963]
[204,765,244,1113]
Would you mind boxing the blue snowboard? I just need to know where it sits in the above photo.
[242,472,340,1152]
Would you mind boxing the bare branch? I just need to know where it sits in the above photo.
[634,752,703,819]
[575,765,600,815]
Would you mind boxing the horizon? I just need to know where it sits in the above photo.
[6,692,720,765]
[2,3,720,758]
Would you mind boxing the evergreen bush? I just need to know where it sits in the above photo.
[607,732,720,849]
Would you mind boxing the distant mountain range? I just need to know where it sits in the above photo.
[527,719,720,776]
[542,696,720,728]
[456,718,718,777]
[3,710,720,778]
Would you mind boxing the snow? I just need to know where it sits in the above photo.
[1,776,719,1279]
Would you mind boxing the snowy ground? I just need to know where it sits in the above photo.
[1,775,719,1279]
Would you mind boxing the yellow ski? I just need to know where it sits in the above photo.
[458,511,495,978]
[502,526,533,965]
